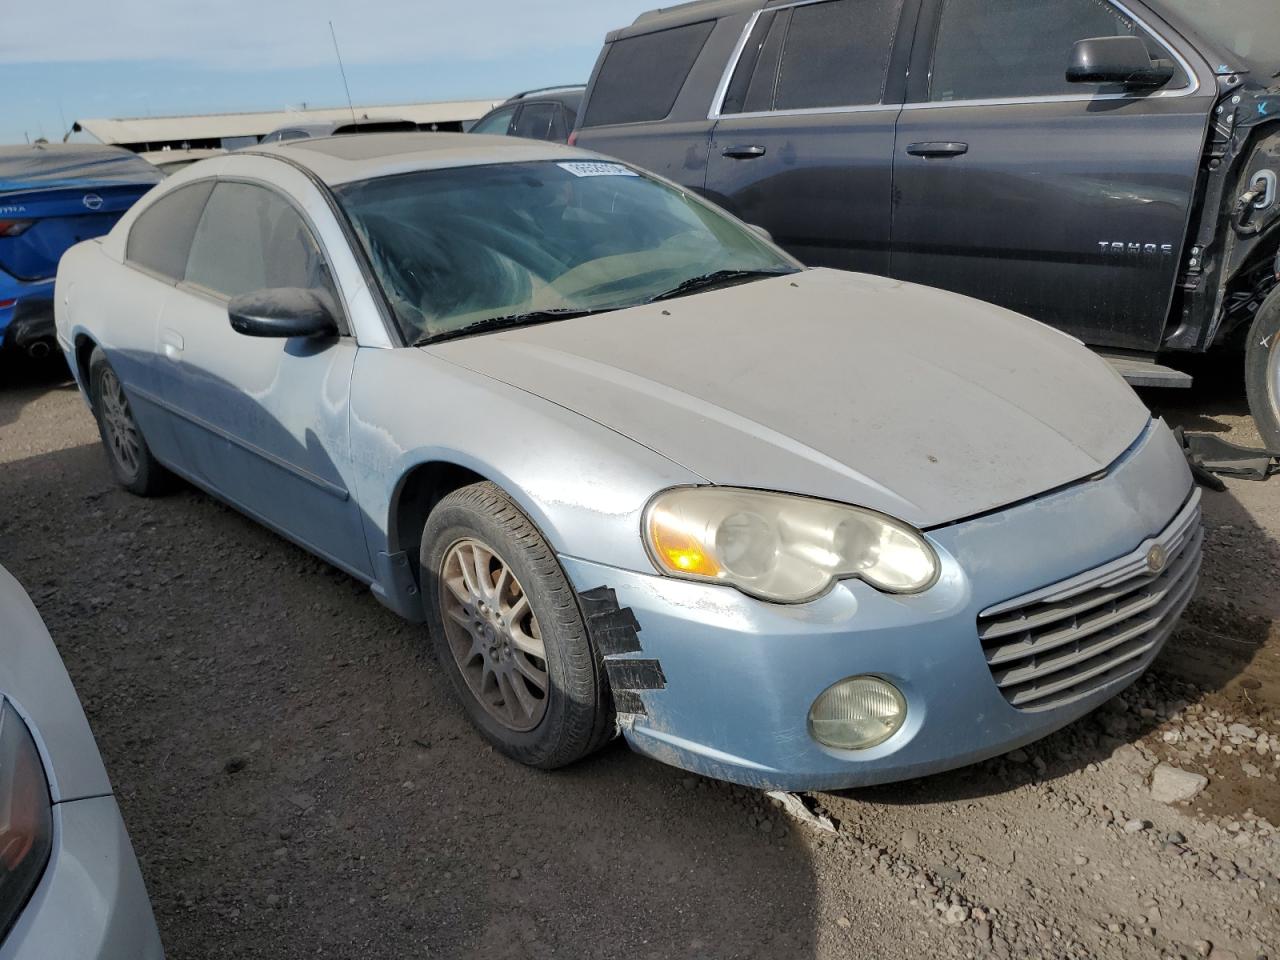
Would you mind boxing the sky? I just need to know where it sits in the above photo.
[0,0,655,144]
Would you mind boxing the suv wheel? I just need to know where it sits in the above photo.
[1245,288,1280,450]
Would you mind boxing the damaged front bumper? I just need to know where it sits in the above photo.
[560,419,1199,791]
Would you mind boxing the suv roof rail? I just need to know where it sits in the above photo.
[508,84,586,101]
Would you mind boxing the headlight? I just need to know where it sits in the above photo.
[644,487,938,602]
[0,700,53,942]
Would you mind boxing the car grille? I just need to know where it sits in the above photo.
[977,494,1202,712]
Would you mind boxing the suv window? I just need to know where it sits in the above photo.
[511,102,566,141]
[125,180,215,281]
[581,21,715,127]
[722,0,904,115]
[930,0,1188,102]
[471,105,517,135]
[183,181,338,306]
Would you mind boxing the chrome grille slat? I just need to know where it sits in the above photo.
[977,495,1202,712]
[983,530,1202,665]
[995,558,1199,693]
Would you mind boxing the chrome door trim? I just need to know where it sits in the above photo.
[709,0,1202,121]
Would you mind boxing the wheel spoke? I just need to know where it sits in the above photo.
[504,668,539,718]
[512,653,548,693]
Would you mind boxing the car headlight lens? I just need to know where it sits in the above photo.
[645,487,938,602]
[0,700,53,942]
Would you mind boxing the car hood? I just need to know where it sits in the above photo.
[425,269,1152,528]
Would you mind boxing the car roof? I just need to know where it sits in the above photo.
[244,132,598,186]
[618,0,758,38]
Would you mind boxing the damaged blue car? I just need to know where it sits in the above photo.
[55,134,1200,790]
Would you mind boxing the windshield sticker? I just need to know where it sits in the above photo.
[557,161,639,178]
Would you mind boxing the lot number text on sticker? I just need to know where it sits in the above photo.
[557,162,639,178]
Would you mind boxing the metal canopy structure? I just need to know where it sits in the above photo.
[72,100,502,152]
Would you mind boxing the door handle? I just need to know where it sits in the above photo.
[906,141,969,158]
[722,144,767,159]
[161,329,184,362]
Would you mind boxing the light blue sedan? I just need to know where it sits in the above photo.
[55,134,1200,790]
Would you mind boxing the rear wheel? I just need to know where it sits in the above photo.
[421,482,613,769]
[88,348,173,496]
[1245,288,1280,450]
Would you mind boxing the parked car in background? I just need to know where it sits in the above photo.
[0,145,160,360]
[258,117,420,143]
[137,147,226,176]
[0,565,163,959]
[56,133,1198,791]
[469,86,585,142]
[575,0,1280,447]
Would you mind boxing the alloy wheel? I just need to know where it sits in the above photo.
[99,368,141,479]
[439,538,549,732]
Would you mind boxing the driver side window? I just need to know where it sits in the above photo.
[183,181,340,313]
[929,0,1188,102]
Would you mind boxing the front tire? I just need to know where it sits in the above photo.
[1245,288,1280,450]
[88,348,172,496]
[421,482,613,769]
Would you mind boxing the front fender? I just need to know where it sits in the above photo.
[349,347,703,585]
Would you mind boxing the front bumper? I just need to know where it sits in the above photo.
[560,419,1198,791]
[0,795,163,960]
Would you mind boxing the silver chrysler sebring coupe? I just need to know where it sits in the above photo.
[55,134,1200,790]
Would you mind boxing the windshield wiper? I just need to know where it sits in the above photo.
[647,268,796,303]
[413,308,606,347]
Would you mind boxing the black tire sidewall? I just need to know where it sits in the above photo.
[421,483,606,768]
[1245,291,1280,450]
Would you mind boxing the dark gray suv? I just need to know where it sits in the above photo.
[574,0,1280,445]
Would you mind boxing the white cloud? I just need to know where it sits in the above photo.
[0,0,646,67]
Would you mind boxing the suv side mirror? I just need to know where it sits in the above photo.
[228,288,339,339]
[1067,36,1175,88]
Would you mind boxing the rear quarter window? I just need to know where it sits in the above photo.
[125,180,215,281]
[582,21,716,127]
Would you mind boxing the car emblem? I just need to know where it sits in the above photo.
[82,193,104,211]
[1145,544,1167,574]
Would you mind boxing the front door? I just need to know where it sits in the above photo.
[705,0,910,276]
[890,0,1215,352]
[156,179,372,578]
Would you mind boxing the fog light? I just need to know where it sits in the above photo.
[809,676,906,750]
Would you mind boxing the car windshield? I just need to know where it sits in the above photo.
[335,160,797,343]
[1158,0,1280,77]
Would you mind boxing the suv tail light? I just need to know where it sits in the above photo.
[0,221,33,238]
[0,700,53,942]
[567,130,579,147]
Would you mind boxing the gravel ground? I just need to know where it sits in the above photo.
[0,355,1277,960]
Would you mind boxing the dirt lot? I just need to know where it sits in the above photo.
[0,356,1277,960]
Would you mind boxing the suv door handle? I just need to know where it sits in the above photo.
[906,141,969,158]
[722,145,767,159]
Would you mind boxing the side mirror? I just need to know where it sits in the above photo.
[748,223,774,243]
[1067,36,1175,88]
[227,288,338,339]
